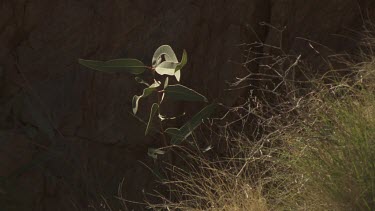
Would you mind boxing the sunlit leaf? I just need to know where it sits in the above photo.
[174,70,181,82]
[152,45,178,67]
[152,46,187,81]
[161,77,169,103]
[175,49,187,72]
[165,127,181,137]
[164,77,169,89]
[155,61,179,76]
[166,103,217,144]
[173,49,187,81]
[159,112,185,121]
[79,58,146,75]
[145,103,159,135]
[163,84,208,102]
[148,148,165,159]
[158,114,166,121]
[135,77,150,86]
[132,81,160,114]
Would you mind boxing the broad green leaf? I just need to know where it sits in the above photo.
[161,77,169,103]
[152,45,178,67]
[155,61,179,76]
[175,49,187,72]
[148,148,165,159]
[79,58,146,75]
[152,47,187,81]
[165,128,182,138]
[135,77,150,86]
[145,103,159,135]
[164,77,169,89]
[163,84,208,102]
[155,61,182,81]
[173,50,187,81]
[174,70,181,82]
[132,96,140,114]
[166,103,217,144]
[132,81,160,114]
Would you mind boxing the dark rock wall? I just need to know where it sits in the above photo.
[0,0,373,210]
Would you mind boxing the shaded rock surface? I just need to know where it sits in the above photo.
[0,0,374,210]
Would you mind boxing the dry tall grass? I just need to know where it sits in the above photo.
[143,30,375,210]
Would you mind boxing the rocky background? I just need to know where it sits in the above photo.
[0,0,374,210]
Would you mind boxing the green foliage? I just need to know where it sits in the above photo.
[78,58,146,74]
[145,103,159,136]
[166,103,216,144]
[132,80,160,114]
[152,45,178,66]
[151,45,186,81]
[163,84,208,102]
[174,49,187,81]
[135,77,150,86]
[79,45,215,159]
[147,148,165,159]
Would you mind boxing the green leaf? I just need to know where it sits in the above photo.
[163,84,208,102]
[161,77,169,103]
[135,77,150,86]
[166,103,217,144]
[165,127,182,138]
[132,81,160,114]
[152,45,178,67]
[164,77,169,89]
[145,103,159,135]
[155,61,183,81]
[155,61,179,76]
[175,50,187,71]
[173,50,187,81]
[78,58,146,75]
[174,70,181,82]
[152,46,187,81]
[148,148,165,159]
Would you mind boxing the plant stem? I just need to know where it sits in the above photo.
[157,90,172,161]
[157,78,174,201]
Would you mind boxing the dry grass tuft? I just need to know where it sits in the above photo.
[145,26,375,211]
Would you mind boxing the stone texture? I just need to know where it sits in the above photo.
[0,0,373,209]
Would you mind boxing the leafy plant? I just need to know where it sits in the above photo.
[79,45,216,159]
